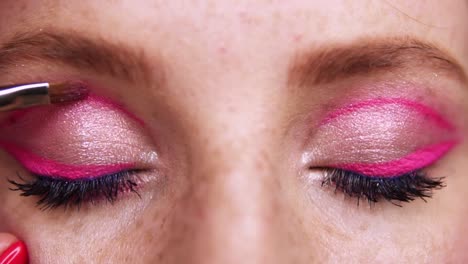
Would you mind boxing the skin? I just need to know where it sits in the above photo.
[0,0,467,263]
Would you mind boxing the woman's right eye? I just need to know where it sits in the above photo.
[9,170,144,210]
[0,87,160,210]
[303,97,460,206]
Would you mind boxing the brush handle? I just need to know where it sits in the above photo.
[0,83,50,112]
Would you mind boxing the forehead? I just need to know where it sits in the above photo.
[0,0,467,85]
[1,1,466,38]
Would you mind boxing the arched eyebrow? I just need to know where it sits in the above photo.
[288,37,467,87]
[0,31,464,89]
[0,30,164,85]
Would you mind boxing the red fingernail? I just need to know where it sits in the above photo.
[0,241,28,264]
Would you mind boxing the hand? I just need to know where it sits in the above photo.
[0,233,28,264]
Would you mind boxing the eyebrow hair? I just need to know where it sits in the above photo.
[0,31,464,90]
[0,30,160,84]
[288,37,467,87]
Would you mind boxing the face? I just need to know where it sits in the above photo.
[0,1,467,263]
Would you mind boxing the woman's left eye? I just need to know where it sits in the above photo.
[320,168,445,206]
[303,97,460,206]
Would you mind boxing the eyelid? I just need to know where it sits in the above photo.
[0,141,136,179]
[330,140,458,177]
[0,91,158,179]
[303,97,461,174]
[86,94,146,127]
[321,98,455,130]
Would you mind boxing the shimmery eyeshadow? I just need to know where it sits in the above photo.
[0,92,150,179]
[88,95,145,126]
[332,140,458,177]
[0,141,134,180]
[321,98,455,130]
[308,97,461,176]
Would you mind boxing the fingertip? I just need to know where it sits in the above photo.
[0,234,28,264]
[0,234,17,254]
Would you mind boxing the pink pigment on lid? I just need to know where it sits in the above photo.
[321,98,455,130]
[0,93,145,127]
[0,142,134,180]
[0,90,145,180]
[334,141,458,177]
[83,94,145,126]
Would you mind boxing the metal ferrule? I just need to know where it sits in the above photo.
[0,83,50,112]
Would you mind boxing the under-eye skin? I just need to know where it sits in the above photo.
[306,97,460,206]
[0,84,159,210]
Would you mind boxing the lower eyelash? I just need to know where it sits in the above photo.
[8,170,142,210]
[321,169,445,206]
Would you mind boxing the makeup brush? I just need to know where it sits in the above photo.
[0,82,88,112]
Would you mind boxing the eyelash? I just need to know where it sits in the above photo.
[320,168,445,206]
[8,170,142,210]
[7,167,445,209]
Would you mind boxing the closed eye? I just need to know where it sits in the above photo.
[304,97,460,207]
[9,169,144,210]
[0,85,160,210]
[319,168,445,206]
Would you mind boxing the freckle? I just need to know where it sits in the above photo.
[159,214,168,229]
[19,3,27,12]
[135,218,143,228]
[238,11,247,20]
[216,43,234,67]
[238,10,259,26]
[227,105,237,113]
[218,46,227,55]
[153,206,162,220]
[359,223,368,231]
[273,11,281,21]
[72,221,85,233]
[144,230,155,244]
[76,256,86,263]
[293,34,303,43]
[255,155,268,171]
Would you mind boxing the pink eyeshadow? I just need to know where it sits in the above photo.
[321,98,455,130]
[1,93,145,128]
[87,95,145,126]
[333,140,458,177]
[0,141,134,180]
[0,91,146,180]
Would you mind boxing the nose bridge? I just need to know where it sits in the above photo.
[160,67,292,262]
[179,139,285,264]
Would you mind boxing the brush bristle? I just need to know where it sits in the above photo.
[49,82,89,104]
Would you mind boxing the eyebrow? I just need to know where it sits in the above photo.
[0,30,160,84]
[0,31,464,89]
[288,37,467,87]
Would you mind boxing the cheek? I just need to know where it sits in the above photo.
[441,146,468,261]
[452,214,468,261]
[0,179,160,262]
